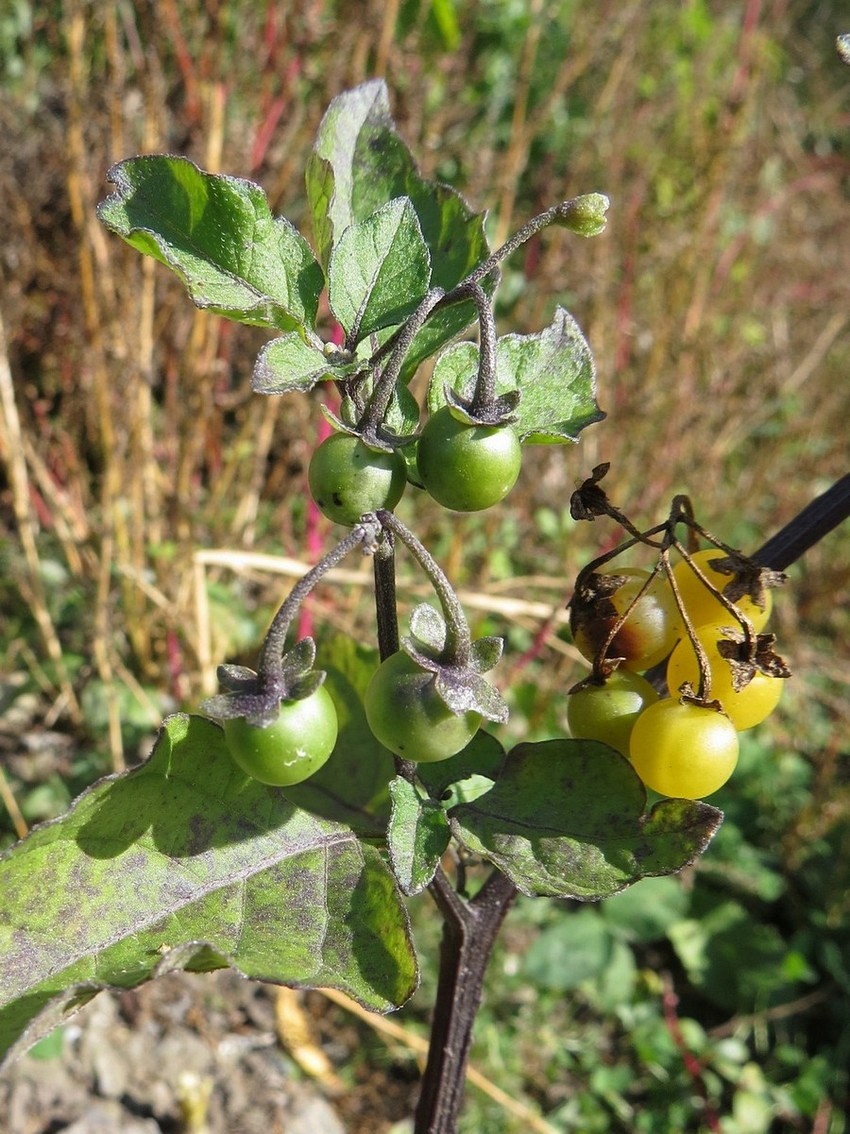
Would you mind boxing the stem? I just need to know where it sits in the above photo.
[371,522,419,785]
[361,201,582,413]
[376,510,472,665]
[358,288,446,435]
[257,521,375,679]
[468,283,498,415]
[372,526,400,661]
[414,868,518,1134]
[463,202,569,288]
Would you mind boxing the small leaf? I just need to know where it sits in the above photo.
[216,664,259,690]
[416,731,507,802]
[0,714,417,1066]
[328,198,432,342]
[98,155,324,332]
[429,307,605,443]
[451,739,722,900]
[306,80,490,363]
[286,670,326,701]
[387,778,451,896]
[307,81,489,285]
[282,637,317,679]
[252,334,340,395]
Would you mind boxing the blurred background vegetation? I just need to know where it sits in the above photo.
[1,1,848,1131]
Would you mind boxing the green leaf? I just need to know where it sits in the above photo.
[522,908,615,991]
[668,899,798,1013]
[0,714,416,1066]
[306,80,490,368]
[387,777,451,896]
[450,739,722,900]
[416,730,507,804]
[408,603,447,655]
[328,198,431,342]
[429,307,605,442]
[252,334,342,395]
[97,155,324,333]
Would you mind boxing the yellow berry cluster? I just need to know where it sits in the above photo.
[567,548,789,799]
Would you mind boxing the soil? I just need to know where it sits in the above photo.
[0,971,420,1134]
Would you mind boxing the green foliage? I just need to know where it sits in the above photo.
[451,739,720,899]
[428,307,603,443]
[97,156,324,332]
[0,713,417,1067]
[4,48,847,1134]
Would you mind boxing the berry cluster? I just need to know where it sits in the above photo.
[307,408,522,524]
[566,497,790,800]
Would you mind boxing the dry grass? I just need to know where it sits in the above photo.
[1,0,848,768]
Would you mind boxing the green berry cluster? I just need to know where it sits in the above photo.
[307,407,522,526]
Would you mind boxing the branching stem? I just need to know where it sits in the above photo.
[257,521,377,679]
[375,510,472,665]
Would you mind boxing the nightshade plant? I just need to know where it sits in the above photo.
[2,79,842,1133]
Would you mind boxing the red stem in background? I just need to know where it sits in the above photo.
[297,326,344,640]
[160,0,201,125]
[661,973,721,1132]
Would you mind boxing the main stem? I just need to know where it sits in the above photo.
[370,517,518,1132]
[414,868,518,1134]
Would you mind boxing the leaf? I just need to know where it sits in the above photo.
[252,334,344,395]
[668,899,800,1012]
[429,307,606,442]
[0,714,416,1066]
[415,731,507,803]
[523,908,616,991]
[435,667,509,723]
[601,875,690,942]
[469,636,504,674]
[98,155,324,333]
[328,198,432,342]
[307,81,488,280]
[387,778,451,896]
[306,80,490,367]
[450,739,722,900]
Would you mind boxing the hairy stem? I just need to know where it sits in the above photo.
[372,526,400,661]
[468,283,498,415]
[258,521,376,679]
[376,510,472,664]
[358,288,446,436]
